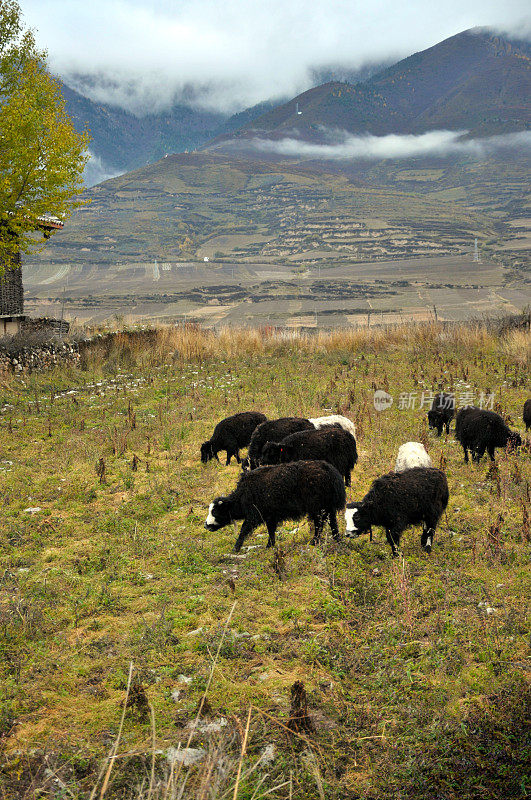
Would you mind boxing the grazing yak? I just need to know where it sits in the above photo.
[309,414,357,438]
[205,460,346,552]
[524,399,531,432]
[345,467,449,556]
[260,424,358,486]
[246,417,314,469]
[427,392,455,436]
[395,442,432,473]
[455,407,522,463]
[200,411,267,465]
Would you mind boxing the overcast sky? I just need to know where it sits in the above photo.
[22,0,531,114]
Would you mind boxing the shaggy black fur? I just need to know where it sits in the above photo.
[524,399,531,432]
[427,392,455,436]
[455,407,522,463]
[200,411,267,465]
[346,467,449,556]
[205,460,346,552]
[260,424,358,486]
[246,417,314,469]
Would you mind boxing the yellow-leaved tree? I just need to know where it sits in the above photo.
[0,0,90,269]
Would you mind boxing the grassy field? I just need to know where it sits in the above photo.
[0,323,530,799]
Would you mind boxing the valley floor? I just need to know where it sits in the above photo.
[23,254,531,328]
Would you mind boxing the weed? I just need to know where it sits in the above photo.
[0,321,528,798]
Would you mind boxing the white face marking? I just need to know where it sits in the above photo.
[345,507,358,535]
[426,535,432,548]
[206,503,216,526]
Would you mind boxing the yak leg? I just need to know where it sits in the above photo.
[422,507,442,552]
[233,520,256,553]
[225,437,240,465]
[328,509,340,541]
[225,449,241,465]
[474,445,486,463]
[472,433,489,463]
[421,526,435,553]
[310,514,324,545]
[266,519,278,548]
[385,528,400,557]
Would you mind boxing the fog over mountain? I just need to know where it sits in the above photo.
[23,0,530,115]
[246,129,531,161]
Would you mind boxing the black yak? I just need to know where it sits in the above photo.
[205,460,346,552]
[260,424,357,486]
[345,467,449,556]
[246,417,314,470]
[427,392,455,436]
[455,407,522,463]
[200,411,267,465]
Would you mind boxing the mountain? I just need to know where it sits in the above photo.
[24,141,529,272]
[59,80,227,180]
[33,28,528,282]
[208,28,531,150]
[59,63,391,184]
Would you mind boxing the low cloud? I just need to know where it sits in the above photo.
[246,129,531,160]
[84,151,123,187]
[23,1,531,114]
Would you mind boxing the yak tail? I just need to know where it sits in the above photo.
[331,473,347,510]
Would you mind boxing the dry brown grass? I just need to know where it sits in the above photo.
[500,329,531,367]
[75,320,527,369]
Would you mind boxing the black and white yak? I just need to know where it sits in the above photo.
[245,415,357,469]
[345,467,449,556]
[455,407,522,463]
[309,414,357,438]
[246,417,314,469]
[200,411,267,465]
[395,442,432,472]
[260,424,358,486]
[205,460,346,552]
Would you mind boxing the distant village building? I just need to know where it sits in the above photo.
[0,215,64,336]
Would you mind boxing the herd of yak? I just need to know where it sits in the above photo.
[201,395,531,557]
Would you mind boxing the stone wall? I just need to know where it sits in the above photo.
[0,340,80,375]
[0,253,23,317]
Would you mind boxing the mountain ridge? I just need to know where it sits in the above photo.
[34,26,529,284]
[60,65,389,183]
[207,28,531,152]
